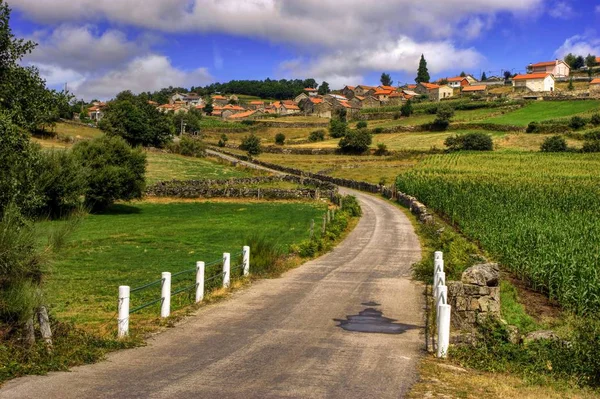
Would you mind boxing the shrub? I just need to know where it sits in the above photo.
[526,121,540,133]
[432,104,455,130]
[342,195,362,217]
[373,127,384,134]
[400,100,414,117]
[274,133,286,145]
[356,121,368,129]
[240,133,262,156]
[591,113,600,126]
[569,116,587,130]
[375,142,388,156]
[243,234,284,276]
[168,136,206,157]
[37,151,87,217]
[73,136,147,212]
[540,135,568,152]
[582,140,600,153]
[445,132,493,152]
[393,112,401,120]
[218,134,228,147]
[329,119,347,138]
[240,120,255,126]
[338,129,372,153]
[583,130,600,141]
[308,130,325,142]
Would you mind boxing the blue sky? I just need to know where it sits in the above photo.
[6,0,600,100]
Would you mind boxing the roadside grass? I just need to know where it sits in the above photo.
[145,152,259,184]
[483,100,600,126]
[42,201,327,333]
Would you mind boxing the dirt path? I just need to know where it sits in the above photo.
[1,189,423,399]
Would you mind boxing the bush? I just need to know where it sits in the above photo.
[400,100,414,117]
[274,133,286,145]
[38,151,87,217]
[583,130,600,141]
[240,133,262,156]
[432,104,455,130]
[341,195,362,217]
[375,142,388,156]
[329,119,348,138]
[243,234,284,276]
[582,139,600,153]
[338,129,372,153]
[373,127,384,134]
[526,121,540,133]
[569,116,587,130]
[73,136,147,212]
[308,130,325,142]
[169,136,206,157]
[445,132,493,152]
[540,135,568,152]
[218,134,228,147]
[240,120,255,126]
[356,121,368,129]
[393,112,401,120]
[591,113,600,126]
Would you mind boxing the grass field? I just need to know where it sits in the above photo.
[396,152,600,314]
[51,122,103,140]
[145,152,259,183]
[483,100,600,126]
[44,201,327,332]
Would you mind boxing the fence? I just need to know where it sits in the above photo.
[433,251,451,358]
[117,245,250,338]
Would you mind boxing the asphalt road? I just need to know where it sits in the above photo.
[1,190,423,399]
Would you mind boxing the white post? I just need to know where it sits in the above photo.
[243,246,250,276]
[437,304,451,358]
[117,286,130,338]
[223,253,231,288]
[434,271,446,303]
[434,251,444,274]
[161,272,171,318]
[436,285,448,327]
[195,262,205,303]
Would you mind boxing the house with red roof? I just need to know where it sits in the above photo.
[341,86,356,99]
[512,73,555,92]
[461,85,487,96]
[444,77,470,88]
[528,60,570,78]
[415,82,454,101]
[350,95,380,109]
[590,78,600,96]
[354,85,377,97]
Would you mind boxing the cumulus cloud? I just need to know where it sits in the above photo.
[548,1,577,19]
[555,34,600,58]
[69,55,213,100]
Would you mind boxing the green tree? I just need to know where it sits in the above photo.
[564,53,577,69]
[573,56,585,70]
[400,100,414,117]
[275,132,285,145]
[460,71,466,77]
[415,54,430,83]
[73,136,147,211]
[99,91,174,147]
[568,77,574,91]
[585,54,598,68]
[338,129,372,153]
[240,134,262,156]
[318,81,331,95]
[503,70,512,81]
[203,99,214,115]
[380,72,393,86]
[432,104,455,130]
[540,135,568,152]
[481,71,488,81]
[329,119,347,138]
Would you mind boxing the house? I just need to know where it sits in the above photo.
[377,85,397,92]
[445,77,470,88]
[211,95,228,106]
[415,83,454,101]
[590,79,600,96]
[221,104,246,114]
[387,92,405,105]
[332,99,360,118]
[299,97,332,118]
[373,88,396,102]
[512,73,555,92]
[228,109,265,120]
[405,84,417,90]
[87,102,106,121]
[169,93,203,107]
[528,60,570,78]
[211,106,225,117]
[402,89,418,97]
[461,85,487,96]
[304,87,318,97]
[278,102,301,115]
[324,94,349,103]
[350,95,380,109]
[247,101,265,110]
[294,92,309,104]
[354,85,377,97]
[463,75,478,84]
[341,86,356,99]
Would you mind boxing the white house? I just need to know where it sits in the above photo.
[528,60,570,78]
[512,73,555,92]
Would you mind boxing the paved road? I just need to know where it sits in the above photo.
[1,190,423,399]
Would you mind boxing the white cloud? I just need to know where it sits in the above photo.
[596,4,600,13]
[70,55,213,100]
[548,1,576,19]
[555,34,600,58]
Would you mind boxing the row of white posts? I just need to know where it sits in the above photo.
[117,246,250,338]
[434,251,451,358]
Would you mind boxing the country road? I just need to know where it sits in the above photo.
[0,190,424,399]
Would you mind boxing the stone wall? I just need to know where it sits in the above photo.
[446,263,501,330]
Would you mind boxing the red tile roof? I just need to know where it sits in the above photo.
[374,89,395,95]
[531,61,558,67]
[282,103,300,110]
[212,95,226,100]
[304,88,318,92]
[596,57,600,64]
[512,73,552,81]
[462,85,487,92]
[389,92,403,98]
[591,78,600,84]
[249,100,264,105]
[222,104,246,111]
[378,85,396,91]
[420,82,440,90]
[228,110,256,119]
[344,85,356,91]
[406,84,417,89]
[447,77,468,82]
[310,98,324,104]
[338,100,352,108]
[354,95,365,101]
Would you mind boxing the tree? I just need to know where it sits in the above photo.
[481,71,488,81]
[574,56,585,70]
[173,108,202,135]
[318,81,331,95]
[444,132,493,151]
[73,136,147,212]
[415,54,430,83]
[380,72,393,86]
[99,92,174,147]
[460,71,466,77]
[203,99,214,116]
[564,53,577,69]
[540,135,568,152]
[432,104,455,130]
[503,70,512,81]
[338,129,372,153]
[240,134,262,156]
[585,54,598,68]
[400,100,414,117]
[329,119,348,138]
[568,77,574,91]
[275,133,286,145]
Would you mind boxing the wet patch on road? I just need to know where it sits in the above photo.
[335,307,419,334]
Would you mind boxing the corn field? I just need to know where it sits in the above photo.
[396,152,600,315]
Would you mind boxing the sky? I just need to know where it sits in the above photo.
[6,0,600,100]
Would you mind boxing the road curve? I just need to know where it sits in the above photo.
[1,190,423,399]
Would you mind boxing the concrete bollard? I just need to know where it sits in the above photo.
[437,304,451,358]
[434,251,444,274]
[436,285,448,328]
[243,246,250,276]
[117,286,130,338]
[195,262,205,303]
[223,253,231,288]
[161,272,171,318]
[434,271,446,302]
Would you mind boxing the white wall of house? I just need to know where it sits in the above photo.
[513,76,555,92]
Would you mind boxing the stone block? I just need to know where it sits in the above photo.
[461,263,500,287]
